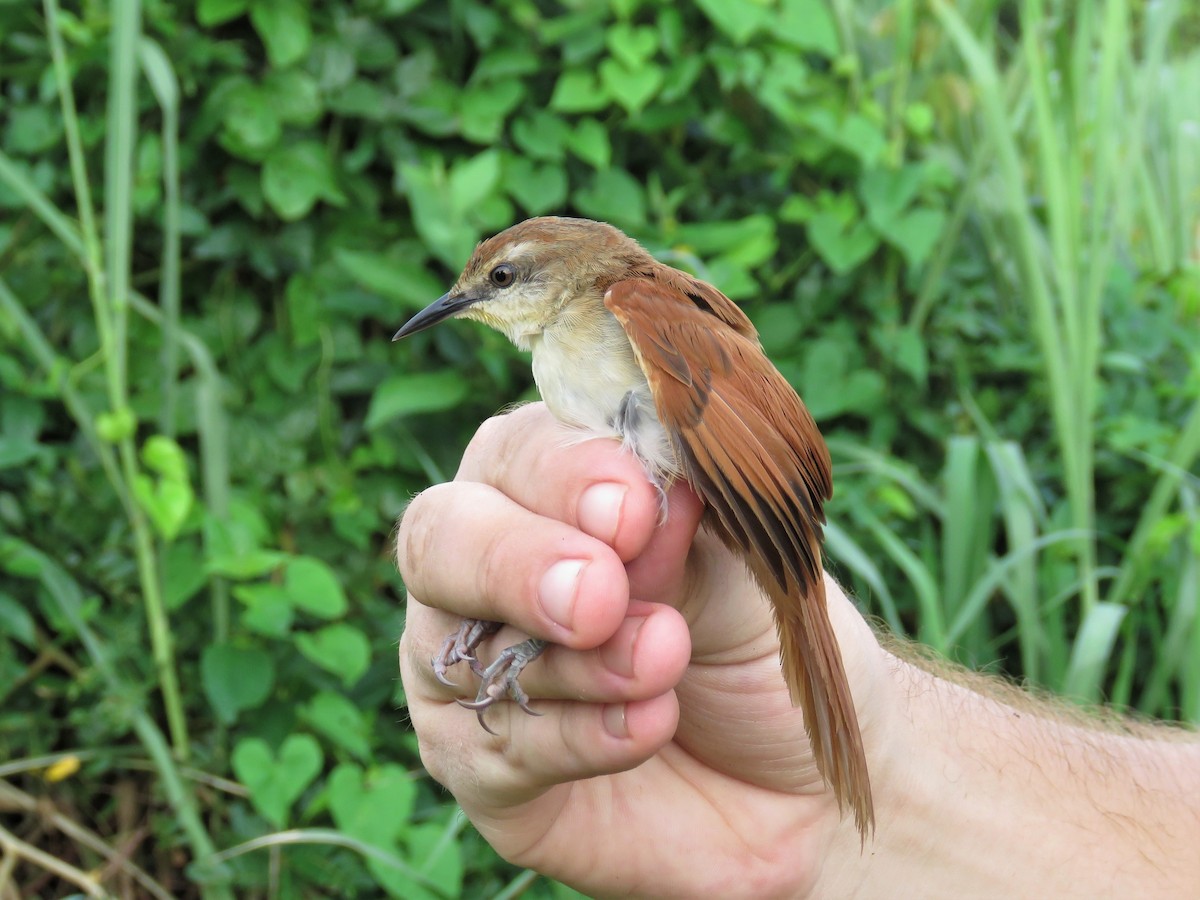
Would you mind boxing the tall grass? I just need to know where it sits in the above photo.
[832,0,1200,710]
[0,1,234,894]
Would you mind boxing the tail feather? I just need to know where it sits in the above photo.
[751,556,875,840]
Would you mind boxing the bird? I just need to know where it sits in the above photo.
[393,216,873,838]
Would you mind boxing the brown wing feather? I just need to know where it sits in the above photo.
[605,274,874,838]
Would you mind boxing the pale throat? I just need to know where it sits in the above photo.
[527,305,679,481]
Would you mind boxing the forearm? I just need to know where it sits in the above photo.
[822,649,1200,898]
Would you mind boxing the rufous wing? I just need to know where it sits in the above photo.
[605,273,874,838]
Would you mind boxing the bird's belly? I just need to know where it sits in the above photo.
[532,328,679,480]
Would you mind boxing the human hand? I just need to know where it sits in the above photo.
[396,403,902,898]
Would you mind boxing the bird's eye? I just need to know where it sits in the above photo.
[489,264,516,288]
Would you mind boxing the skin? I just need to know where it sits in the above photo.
[396,404,1200,899]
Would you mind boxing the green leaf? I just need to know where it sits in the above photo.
[197,0,248,26]
[295,623,370,686]
[504,156,568,216]
[881,206,946,269]
[261,70,324,126]
[205,511,288,579]
[676,215,777,267]
[598,59,663,115]
[201,643,275,724]
[143,435,188,480]
[133,436,194,541]
[0,436,40,469]
[800,337,886,419]
[233,582,295,636]
[407,821,464,898]
[366,371,471,429]
[334,249,445,310]
[860,166,923,230]
[262,141,346,221]
[0,592,36,647]
[572,168,646,229]
[606,23,659,68]
[232,734,322,827]
[778,0,840,56]
[95,407,137,442]
[1064,603,1127,701]
[549,70,610,113]
[891,326,929,386]
[511,112,571,162]
[449,150,502,214]
[459,79,525,144]
[133,473,193,541]
[564,119,611,169]
[219,81,282,158]
[328,763,417,844]
[694,0,770,44]
[401,162,477,269]
[249,0,312,68]
[4,106,63,155]
[283,556,348,619]
[808,212,878,274]
[302,691,372,759]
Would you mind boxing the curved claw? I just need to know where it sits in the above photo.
[447,637,549,732]
[432,619,503,687]
[514,696,543,717]
[457,695,499,711]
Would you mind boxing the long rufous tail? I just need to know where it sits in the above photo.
[750,555,874,839]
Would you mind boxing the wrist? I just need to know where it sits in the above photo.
[815,650,1200,898]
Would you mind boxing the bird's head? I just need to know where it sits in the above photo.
[393,217,651,348]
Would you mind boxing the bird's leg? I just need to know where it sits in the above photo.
[458,638,547,734]
[432,618,502,686]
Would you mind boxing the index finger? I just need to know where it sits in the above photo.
[456,403,663,562]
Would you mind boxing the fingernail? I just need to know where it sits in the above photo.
[539,559,587,629]
[603,703,629,739]
[599,616,645,679]
[578,482,627,545]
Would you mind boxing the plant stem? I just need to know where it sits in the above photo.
[43,0,191,758]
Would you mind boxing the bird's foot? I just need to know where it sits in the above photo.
[457,638,548,734]
[432,618,503,686]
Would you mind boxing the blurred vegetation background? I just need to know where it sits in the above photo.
[1,0,1198,896]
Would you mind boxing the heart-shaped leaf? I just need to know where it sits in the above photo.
[328,763,416,844]
[510,111,571,161]
[876,206,947,269]
[598,59,663,115]
[262,141,346,221]
[295,623,370,686]
[232,582,294,636]
[606,23,658,68]
[283,556,348,618]
[302,691,372,759]
[573,167,646,228]
[249,0,311,68]
[694,0,770,44]
[232,734,323,828]
[504,156,568,215]
[407,820,464,898]
[549,70,610,113]
[201,643,274,724]
[564,119,611,169]
[807,210,879,274]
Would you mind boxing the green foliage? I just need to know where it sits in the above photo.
[0,0,1197,895]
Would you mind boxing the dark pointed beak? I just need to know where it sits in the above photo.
[392,292,479,341]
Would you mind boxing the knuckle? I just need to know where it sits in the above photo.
[477,525,519,613]
[460,411,521,479]
[395,485,446,580]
